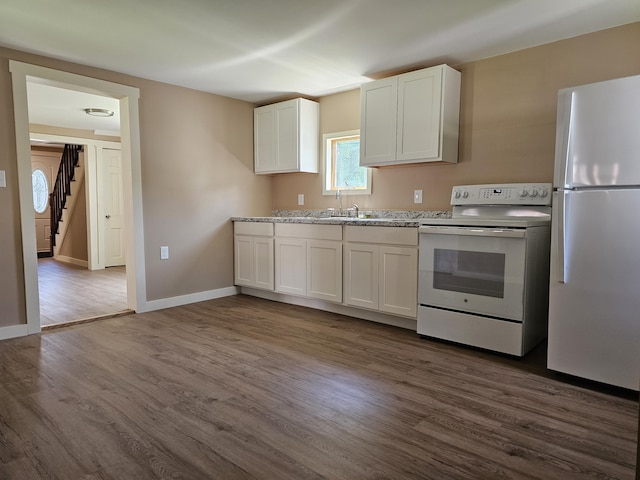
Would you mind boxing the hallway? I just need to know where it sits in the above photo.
[38,258,128,327]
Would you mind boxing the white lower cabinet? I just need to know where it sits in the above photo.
[379,246,418,317]
[236,221,418,319]
[274,223,342,303]
[234,222,274,291]
[343,243,379,310]
[344,226,418,318]
[274,237,307,296]
[307,240,342,303]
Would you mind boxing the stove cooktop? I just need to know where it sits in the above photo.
[422,183,553,228]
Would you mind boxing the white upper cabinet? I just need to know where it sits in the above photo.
[360,64,461,167]
[254,98,319,174]
[359,77,399,165]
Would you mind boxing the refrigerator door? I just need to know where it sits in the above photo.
[548,189,640,390]
[554,74,640,188]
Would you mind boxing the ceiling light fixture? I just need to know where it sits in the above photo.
[84,108,115,117]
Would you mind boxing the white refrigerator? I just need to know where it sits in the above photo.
[548,74,640,391]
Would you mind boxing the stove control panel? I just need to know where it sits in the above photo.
[451,183,552,206]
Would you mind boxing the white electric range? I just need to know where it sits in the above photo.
[417,183,552,356]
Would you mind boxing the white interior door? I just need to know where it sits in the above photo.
[103,148,125,267]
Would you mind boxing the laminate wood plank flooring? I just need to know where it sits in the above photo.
[37,258,128,326]
[0,295,637,479]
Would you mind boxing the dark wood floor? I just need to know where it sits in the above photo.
[38,258,128,326]
[0,295,637,479]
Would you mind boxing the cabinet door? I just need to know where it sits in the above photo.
[275,238,307,296]
[234,236,254,286]
[254,237,274,290]
[344,243,379,310]
[379,246,418,318]
[275,99,299,172]
[397,67,443,162]
[307,240,342,303]
[254,104,276,173]
[234,235,274,290]
[360,77,398,166]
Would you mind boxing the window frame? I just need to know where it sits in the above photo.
[322,130,372,196]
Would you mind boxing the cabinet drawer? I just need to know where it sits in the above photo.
[275,223,342,241]
[234,222,274,236]
[345,226,417,246]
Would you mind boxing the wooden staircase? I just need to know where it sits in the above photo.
[49,144,83,254]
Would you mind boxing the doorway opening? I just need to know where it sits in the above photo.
[10,61,147,335]
[30,137,128,327]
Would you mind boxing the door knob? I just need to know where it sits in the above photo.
[105,214,111,219]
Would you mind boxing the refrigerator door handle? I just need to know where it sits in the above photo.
[553,191,566,283]
[553,91,574,188]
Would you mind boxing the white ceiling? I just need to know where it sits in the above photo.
[27,81,121,136]
[2,0,639,133]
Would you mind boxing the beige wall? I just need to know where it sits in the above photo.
[0,55,25,326]
[0,46,272,327]
[58,180,88,262]
[139,82,272,300]
[31,124,121,143]
[273,22,640,212]
[2,22,639,329]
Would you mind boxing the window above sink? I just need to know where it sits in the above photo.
[322,130,372,196]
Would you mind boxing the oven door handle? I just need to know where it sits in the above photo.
[418,226,526,238]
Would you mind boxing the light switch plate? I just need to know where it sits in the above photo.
[414,189,423,204]
[297,193,304,206]
[160,246,169,260]
[0,170,6,188]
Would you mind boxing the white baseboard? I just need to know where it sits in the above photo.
[0,287,239,340]
[0,324,29,341]
[141,286,239,313]
[54,255,89,268]
[239,287,417,331]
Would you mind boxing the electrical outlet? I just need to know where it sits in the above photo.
[414,189,423,204]
[298,194,304,206]
[160,246,169,260]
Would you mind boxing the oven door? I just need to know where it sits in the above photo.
[418,226,527,321]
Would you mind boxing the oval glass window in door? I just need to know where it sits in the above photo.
[32,169,49,214]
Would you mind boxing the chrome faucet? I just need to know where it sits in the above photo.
[352,203,359,217]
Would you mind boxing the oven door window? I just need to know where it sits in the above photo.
[433,249,506,298]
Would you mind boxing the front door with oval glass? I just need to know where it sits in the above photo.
[31,151,58,255]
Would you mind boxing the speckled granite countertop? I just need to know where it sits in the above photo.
[232,216,422,227]
[232,209,451,227]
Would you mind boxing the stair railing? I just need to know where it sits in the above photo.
[49,144,82,252]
